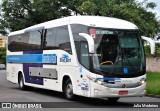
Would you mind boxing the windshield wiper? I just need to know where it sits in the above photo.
[93,69,109,76]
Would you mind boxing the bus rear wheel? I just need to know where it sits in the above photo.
[64,78,75,100]
[18,74,26,90]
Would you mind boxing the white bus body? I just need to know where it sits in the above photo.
[7,16,146,100]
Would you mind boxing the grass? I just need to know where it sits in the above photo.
[146,72,160,95]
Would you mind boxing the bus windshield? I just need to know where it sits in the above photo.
[90,28,145,74]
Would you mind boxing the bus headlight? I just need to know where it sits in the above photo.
[97,80,105,85]
[139,78,146,85]
[87,75,104,85]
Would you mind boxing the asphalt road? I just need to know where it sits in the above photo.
[0,70,160,111]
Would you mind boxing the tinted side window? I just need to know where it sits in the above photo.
[44,28,56,50]
[8,35,16,51]
[28,30,42,50]
[8,33,29,51]
[8,26,71,53]
[8,30,44,51]
[20,33,30,50]
[56,26,72,54]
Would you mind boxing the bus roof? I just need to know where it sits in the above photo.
[9,16,138,36]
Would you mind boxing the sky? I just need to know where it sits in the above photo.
[0,0,159,18]
[137,0,160,19]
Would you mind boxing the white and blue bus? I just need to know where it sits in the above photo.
[7,16,146,101]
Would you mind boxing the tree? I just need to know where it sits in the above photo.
[158,20,160,33]
[0,0,72,31]
[59,0,84,15]
[0,47,6,64]
[155,43,160,57]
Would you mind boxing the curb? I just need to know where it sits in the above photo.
[146,94,160,98]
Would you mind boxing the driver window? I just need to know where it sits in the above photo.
[80,41,90,69]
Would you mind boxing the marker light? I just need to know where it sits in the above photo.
[87,75,96,82]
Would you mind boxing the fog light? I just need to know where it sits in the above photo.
[94,89,98,93]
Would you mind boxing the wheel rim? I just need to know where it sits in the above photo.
[66,82,73,98]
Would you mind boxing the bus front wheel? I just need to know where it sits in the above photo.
[64,78,75,100]
[18,74,26,90]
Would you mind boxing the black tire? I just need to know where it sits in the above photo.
[108,97,120,102]
[64,78,75,100]
[18,74,26,90]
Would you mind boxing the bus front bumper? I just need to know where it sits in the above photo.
[90,82,146,98]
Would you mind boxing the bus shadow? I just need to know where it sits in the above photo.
[24,87,65,99]
[14,86,133,108]
[74,96,133,108]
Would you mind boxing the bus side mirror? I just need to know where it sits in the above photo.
[141,36,155,55]
[79,33,95,53]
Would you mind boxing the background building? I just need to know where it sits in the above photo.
[0,35,7,48]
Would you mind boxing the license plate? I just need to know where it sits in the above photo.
[119,90,128,95]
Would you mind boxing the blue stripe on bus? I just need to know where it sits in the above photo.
[7,54,57,64]
[96,78,120,81]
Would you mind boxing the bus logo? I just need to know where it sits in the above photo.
[60,54,71,63]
